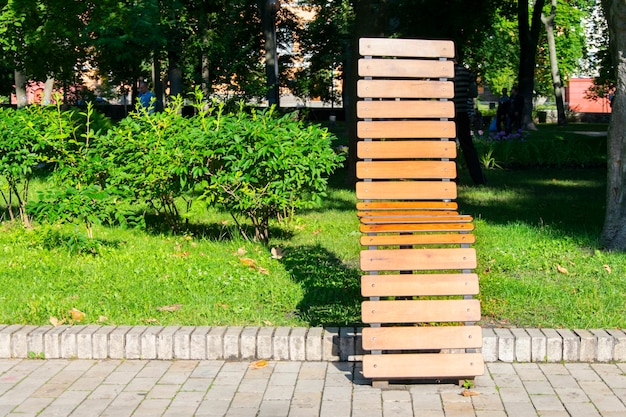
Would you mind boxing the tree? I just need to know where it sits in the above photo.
[541,0,567,125]
[517,0,546,130]
[600,0,626,250]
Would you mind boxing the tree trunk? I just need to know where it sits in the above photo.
[600,0,626,250]
[42,77,55,105]
[168,50,183,99]
[14,70,28,108]
[518,0,546,131]
[542,0,567,125]
[259,0,279,106]
[152,53,163,106]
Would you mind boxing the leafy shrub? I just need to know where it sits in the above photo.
[202,104,344,242]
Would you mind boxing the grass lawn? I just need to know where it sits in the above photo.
[1,122,624,330]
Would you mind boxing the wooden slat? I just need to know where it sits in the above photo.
[361,299,481,323]
[360,233,475,246]
[362,353,484,379]
[358,120,455,139]
[360,215,472,225]
[357,100,454,119]
[357,161,457,179]
[358,80,453,99]
[357,201,458,211]
[357,140,456,159]
[358,58,454,78]
[358,210,460,217]
[359,38,455,59]
[362,326,482,350]
[361,273,479,297]
[356,181,456,200]
[361,223,474,233]
[360,248,476,271]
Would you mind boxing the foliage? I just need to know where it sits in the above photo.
[0,105,62,225]
[471,124,606,169]
[201,103,344,242]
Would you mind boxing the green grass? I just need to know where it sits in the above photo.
[2,122,624,330]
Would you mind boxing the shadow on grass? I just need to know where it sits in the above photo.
[280,244,361,327]
[457,166,606,238]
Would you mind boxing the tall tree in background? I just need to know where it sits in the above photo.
[542,0,567,125]
[600,0,626,250]
[518,0,546,130]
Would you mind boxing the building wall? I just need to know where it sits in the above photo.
[566,77,612,114]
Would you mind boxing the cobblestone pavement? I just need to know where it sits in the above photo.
[0,359,625,416]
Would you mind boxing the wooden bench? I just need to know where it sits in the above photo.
[356,37,484,386]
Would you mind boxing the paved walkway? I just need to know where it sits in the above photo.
[1,359,625,416]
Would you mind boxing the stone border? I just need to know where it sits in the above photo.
[1,324,625,362]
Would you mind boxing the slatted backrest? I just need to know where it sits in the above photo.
[356,38,457,204]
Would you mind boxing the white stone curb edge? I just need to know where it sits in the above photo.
[1,324,625,363]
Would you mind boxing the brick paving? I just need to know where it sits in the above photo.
[1,359,625,416]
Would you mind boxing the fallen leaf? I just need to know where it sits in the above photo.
[98,316,108,323]
[263,320,273,326]
[156,304,183,312]
[143,318,160,324]
[50,316,66,327]
[69,308,85,322]
[556,264,569,274]
[461,389,480,397]
[172,252,190,258]
[270,247,285,259]
[240,258,257,268]
[249,359,269,369]
[312,228,322,235]
[258,266,270,275]
[603,264,612,274]
[237,247,247,256]
[215,303,229,309]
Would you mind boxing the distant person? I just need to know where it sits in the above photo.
[496,87,510,132]
[508,86,524,133]
[454,63,487,185]
[138,80,156,114]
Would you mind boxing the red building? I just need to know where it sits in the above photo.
[566,77,612,113]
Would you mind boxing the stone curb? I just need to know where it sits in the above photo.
[1,324,625,363]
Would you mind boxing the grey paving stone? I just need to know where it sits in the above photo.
[240,327,258,360]
[575,329,597,362]
[124,326,147,360]
[43,325,68,359]
[590,329,614,362]
[525,328,547,362]
[510,328,531,362]
[339,327,355,362]
[206,326,226,360]
[557,329,580,362]
[290,327,307,361]
[109,326,132,359]
[140,326,162,360]
[481,328,498,362]
[157,326,179,360]
[11,325,35,358]
[223,326,243,360]
[26,326,50,359]
[273,327,291,361]
[93,326,115,359]
[607,329,626,361]
[60,326,83,359]
[305,327,323,361]
[542,328,563,362]
[322,327,340,361]
[257,327,274,359]
[174,326,195,359]
[190,326,211,360]
[494,328,514,362]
